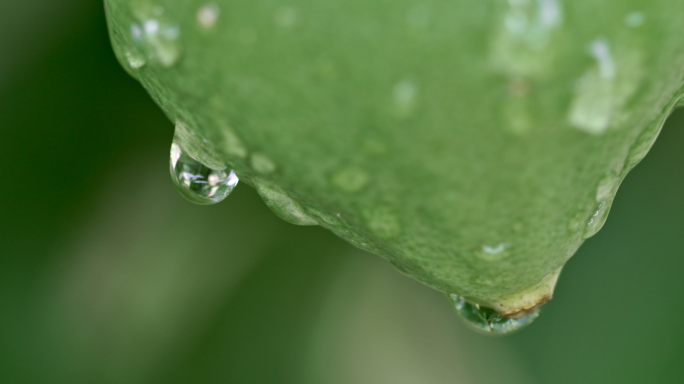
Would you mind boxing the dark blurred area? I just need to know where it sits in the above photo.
[1,2,683,383]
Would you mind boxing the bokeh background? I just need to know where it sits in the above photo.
[2,2,683,383]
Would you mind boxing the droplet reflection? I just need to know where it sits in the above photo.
[449,295,539,335]
[170,140,238,205]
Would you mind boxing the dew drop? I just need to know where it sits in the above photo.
[254,180,317,225]
[449,295,539,335]
[130,4,181,67]
[478,243,509,262]
[331,167,370,193]
[490,0,563,78]
[568,39,616,135]
[170,132,238,205]
[583,201,610,239]
[197,3,220,28]
[125,50,147,69]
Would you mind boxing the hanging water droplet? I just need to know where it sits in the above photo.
[197,3,220,28]
[449,295,540,335]
[254,179,317,225]
[170,139,238,205]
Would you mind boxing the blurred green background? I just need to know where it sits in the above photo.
[1,2,683,383]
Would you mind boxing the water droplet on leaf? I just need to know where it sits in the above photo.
[123,50,145,69]
[130,3,182,67]
[478,243,509,261]
[331,167,370,193]
[449,295,539,335]
[363,207,401,239]
[583,201,611,239]
[170,128,238,205]
[490,0,563,78]
[254,179,317,225]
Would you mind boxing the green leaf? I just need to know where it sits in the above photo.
[104,0,684,312]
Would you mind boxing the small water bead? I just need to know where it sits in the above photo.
[590,39,616,80]
[169,142,238,205]
[449,295,539,335]
[568,39,616,135]
[583,201,610,239]
[130,4,181,67]
[478,243,509,262]
[197,3,219,28]
[363,207,401,239]
[490,0,562,78]
[331,167,370,193]
[254,180,317,225]
[125,50,146,69]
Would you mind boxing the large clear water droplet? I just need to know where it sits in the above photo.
[170,141,238,205]
[449,295,539,335]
